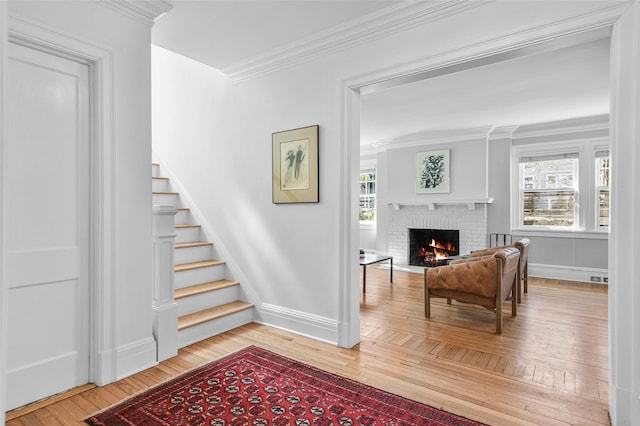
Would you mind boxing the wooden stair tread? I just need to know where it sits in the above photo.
[152,176,169,180]
[175,279,239,300]
[152,191,179,195]
[177,207,190,211]
[175,259,225,272]
[175,224,200,229]
[175,241,213,249]
[178,301,253,330]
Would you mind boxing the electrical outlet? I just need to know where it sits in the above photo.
[590,276,602,282]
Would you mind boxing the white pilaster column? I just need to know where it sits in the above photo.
[152,204,178,361]
[0,1,8,422]
[610,2,640,425]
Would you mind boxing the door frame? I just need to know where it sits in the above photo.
[337,2,639,424]
[5,16,118,389]
[338,2,631,348]
[0,1,8,420]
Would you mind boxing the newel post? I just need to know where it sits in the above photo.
[152,204,178,361]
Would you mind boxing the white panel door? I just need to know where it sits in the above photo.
[6,42,90,410]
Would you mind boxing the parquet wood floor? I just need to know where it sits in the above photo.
[6,267,610,425]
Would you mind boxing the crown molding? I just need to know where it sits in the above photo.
[512,114,609,139]
[365,126,493,154]
[97,0,173,27]
[358,2,619,96]
[222,0,490,83]
[489,125,520,140]
[362,114,609,155]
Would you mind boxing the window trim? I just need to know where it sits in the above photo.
[359,168,376,225]
[595,149,610,231]
[511,138,609,234]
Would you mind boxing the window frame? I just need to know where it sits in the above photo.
[595,150,610,230]
[519,153,579,230]
[359,168,377,226]
[511,138,609,236]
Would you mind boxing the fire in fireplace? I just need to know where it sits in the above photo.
[409,228,459,267]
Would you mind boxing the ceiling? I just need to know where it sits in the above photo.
[152,0,401,71]
[360,36,610,146]
[152,1,610,149]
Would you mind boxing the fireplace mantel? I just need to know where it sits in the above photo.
[387,198,494,211]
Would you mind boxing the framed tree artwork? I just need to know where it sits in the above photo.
[272,125,319,203]
[416,149,450,194]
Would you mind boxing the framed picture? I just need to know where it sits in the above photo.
[272,125,319,203]
[416,149,450,194]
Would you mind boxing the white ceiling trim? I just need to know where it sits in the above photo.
[363,126,494,155]
[222,0,490,83]
[358,2,621,96]
[98,0,173,26]
[362,114,610,155]
[512,114,609,139]
[489,126,520,140]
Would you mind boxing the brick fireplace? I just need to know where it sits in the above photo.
[409,228,459,266]
[388,204,488,265]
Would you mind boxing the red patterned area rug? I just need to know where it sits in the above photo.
[86,345,487,425]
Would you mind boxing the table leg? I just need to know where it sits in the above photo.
[390,258,393,284]
[362,265,366,293]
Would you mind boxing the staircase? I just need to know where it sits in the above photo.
[152,163,254,348]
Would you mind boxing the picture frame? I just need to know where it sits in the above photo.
[416,149,450,194]
[272,125,319,203]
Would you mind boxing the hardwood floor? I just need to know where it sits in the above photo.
[6,267,610,425]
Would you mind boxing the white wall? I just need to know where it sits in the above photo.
[152,1,617,340]
[368,123,609,279]
[359,225,377,251]
[374,138,490,262]
[0,2,636,424]
[487,120,610,277]
[4,0,159,387]
[152,45,344,341]
[153,2,639,423]
[383,139,488,202]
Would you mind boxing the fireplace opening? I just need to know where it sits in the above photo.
[409,228,459,267]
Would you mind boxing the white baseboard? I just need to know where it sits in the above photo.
[378,262,608,284]
[256,303,338,345]
[116,337,158,380]
[529,263,608,284]
[93,349,115,386]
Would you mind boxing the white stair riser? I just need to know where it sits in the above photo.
[177,285,240,316]
[151,163,251,350]
[175,244,213,264]
[175,210,191,225]
[153,192,179,206]
[178,308,253,349]
[175,264,226,289]
[175,226,201,243]
[152,178,170,192]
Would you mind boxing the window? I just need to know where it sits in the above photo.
[596,151,610,228]
[519,154,578,228]
[512,140,610,233]
[360,170,376,222]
